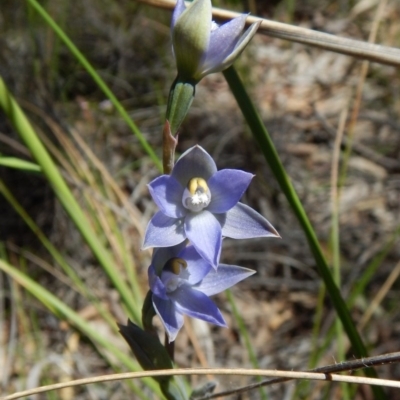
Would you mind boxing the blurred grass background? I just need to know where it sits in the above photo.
[1,0,400,399]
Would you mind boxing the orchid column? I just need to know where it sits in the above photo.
[119,2,277,399]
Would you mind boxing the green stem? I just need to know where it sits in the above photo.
[222,66,385,398]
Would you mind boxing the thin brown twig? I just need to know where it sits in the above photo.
[2,352,400,400]
[199,351,400,399]
[136,0,400,67]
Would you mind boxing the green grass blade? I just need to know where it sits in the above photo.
[0,258,163,399]
[330,122,350,399]
[25,0,162,172]
[0,156,41,172]
[222,66,386,399]
[0,178,121,332]
[0,76,140,324]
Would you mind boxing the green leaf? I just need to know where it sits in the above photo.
[119,319,173,377]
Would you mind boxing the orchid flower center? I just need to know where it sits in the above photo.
[163,257,190,293]
[182,177,211,212]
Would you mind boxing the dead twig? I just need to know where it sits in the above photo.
[200,351,400,399]
[2,352,400,400]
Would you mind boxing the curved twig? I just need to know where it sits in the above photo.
[2,353,400,400]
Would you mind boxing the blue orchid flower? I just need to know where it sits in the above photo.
[171,0,261,82]
[148,242,255,342]
[143,145,279,268]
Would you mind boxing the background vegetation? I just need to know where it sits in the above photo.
[1,0,400,398]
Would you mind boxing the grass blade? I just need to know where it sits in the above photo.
[25,0,162,171]
[0,156,41,172]
[0,258,163,399]
[0,76,140,323]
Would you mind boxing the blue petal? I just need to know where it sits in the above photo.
[221,202,280,239]
[151,243,188,275]
[201,15,247,71]
[185,210,221,269]
[196,264,255,296]
[207,169,254,213]
[148,175,186,218]
[172,146,217,188]
[201,21,261,77]
[170,285,226,327]
[232,20,261,52]
[148,264,168,300]
[153,294,184,342]
[171,0,186,29]
[143,212,186,249]
[178,245,212,285]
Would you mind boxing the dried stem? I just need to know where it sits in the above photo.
[3,352,400,400]
[201,351,400,399]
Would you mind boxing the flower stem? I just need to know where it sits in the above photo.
[163,120,178,174]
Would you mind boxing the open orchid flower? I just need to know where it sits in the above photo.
[148,243,255,342]
[143,146,279,268]
[171,0,261,82]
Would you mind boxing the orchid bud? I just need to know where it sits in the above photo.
[166,0,261,135]
[171,0,261,82]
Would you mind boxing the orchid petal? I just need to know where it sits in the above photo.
[221,202,280,239]
[148,265,168,300]
[178,245,212,285]
[171,285,226,326]
[172,146,217,187]
[201,21,261,77]
[148,175,186,218]
[196,264,255,296]
[143,212,186,249]
[201,15,247,71]
[171,0,186,29]
[207,169,254,213]
[185,210,221,268]
[153,295,184,342]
